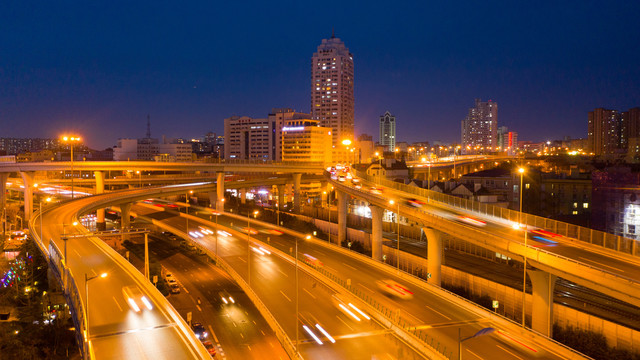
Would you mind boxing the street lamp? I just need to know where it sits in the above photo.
[389,200,400,271]
[84,272,107,359]
[247,210,259,287]
[518,166,528,327]
[459,327,494,360]
[210,209,222,263]
[61,135,81,199]
[341,139,352,164]
[39,197,51,243]
[136,170,142,187]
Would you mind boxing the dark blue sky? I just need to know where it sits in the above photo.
[2,1,639,150]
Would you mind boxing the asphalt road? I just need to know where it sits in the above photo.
[38,195,211,359]
[127,234,291,360]
[134,202,579,360]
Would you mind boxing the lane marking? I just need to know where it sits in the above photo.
[466,349,483,359]
[303,288,316,299]
[277,268,288,277]
[237,257,247,263]
[196,305,202,312]
[112,296,123,312]
[425,305,452,320]
[336,315,354,331]
[496,345,524,360]
[280,290,292,302]
[578,257,624,272]
[73,249,82,257]
[342,262,357,271]
[247,345,251,351]
[260,330,266,336]
[359,284,374,293]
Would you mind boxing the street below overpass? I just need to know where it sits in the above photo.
[133,202,580,360]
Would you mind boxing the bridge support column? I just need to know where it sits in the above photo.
[370,205,383,261]
[118,202,132,250]
[94,171,106,231]
[292,173,302,214]
[216,172,224,211]
[528,269,557,337]
[239,188,247,205]
[20,171,35,222]
[424,227,442,286]
[337,190,348,245]
[0,173,8,236]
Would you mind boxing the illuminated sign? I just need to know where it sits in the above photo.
[283,126,305,131]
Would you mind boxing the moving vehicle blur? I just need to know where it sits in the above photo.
[376,279,414,300]
[122,286,154,312]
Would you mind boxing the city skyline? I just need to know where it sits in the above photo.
[2,2,639,150]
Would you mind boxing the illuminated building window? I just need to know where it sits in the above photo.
[525,183,530,189]
[573,202,578,208]
[572,211,578,215]
[583,202,589,209]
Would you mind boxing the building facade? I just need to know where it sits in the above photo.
[281,118,332,166]
[113,138,192,162]
[379,111,396,152]
[311,34,354,153]
[461,99,498,150]
[588,108,624,156]
[0,138,59,155]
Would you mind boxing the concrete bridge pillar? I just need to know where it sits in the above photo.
[277,185,285,210]
[424,227,443,286]
[370,205,383,261]
[239,188,247,204]
[216,172,224,211]
[20,171,35,222]
[337,190,348,245]
[119,202,132,249]
[0,173,8,232]
[94,171,106,231]
[292,173,302,214]
[528,269,557,337]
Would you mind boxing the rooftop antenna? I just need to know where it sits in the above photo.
[146,114,151,139]
[331,27,335,38]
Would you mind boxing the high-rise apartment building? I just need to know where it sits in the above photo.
[461,99,498,150]
[497,126,518,154]
[379,111,396,152]
[311,33,354,154]
[587,108,624,156]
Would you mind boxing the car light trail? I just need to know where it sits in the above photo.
[315,324,336,343]
[338,303,360,321]
[348,303,370,320]
[303,325,323,345]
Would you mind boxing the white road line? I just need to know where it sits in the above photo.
[336,315,354,331]
[196,305,202,312]
[237,257,247,263]
[303,288,316,299]
[280,290,292,302]
[182,287,189,294]
[112,296,123,312]
[314,250,327,256]
[359,284,374,293]
[342,262,357,271]
[74,249,82,257]
[466,349,483,359]
[578,257,624,272]
[496,345,524,360]
[260,330,266,336]
[425,305,452,320]
[247,345,251,351]
[277,268,288,277]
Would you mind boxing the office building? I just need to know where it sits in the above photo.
[379,111,396,152]
[0,138,60,155]
[461,99,498,150]
[282,118,332,166]
[311,33,354,158]
[224,108,315,162]
[113,138,192,162]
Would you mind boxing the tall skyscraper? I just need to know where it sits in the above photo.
[461,99,498,150]
[588,108,623,156]
[311,33,354,152]
[379,111,396,152]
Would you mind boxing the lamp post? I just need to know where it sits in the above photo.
[247,210,259,287]
[341,139,352,165]
[61,135,81,199]
[389,200,401,271]
[39,197,51,243]
[459,327,494,360]
[84,272,107,359]
[518,166,528,327]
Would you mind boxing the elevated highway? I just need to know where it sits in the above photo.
[328,170,640,336]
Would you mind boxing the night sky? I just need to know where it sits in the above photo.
[2,1,639,150]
